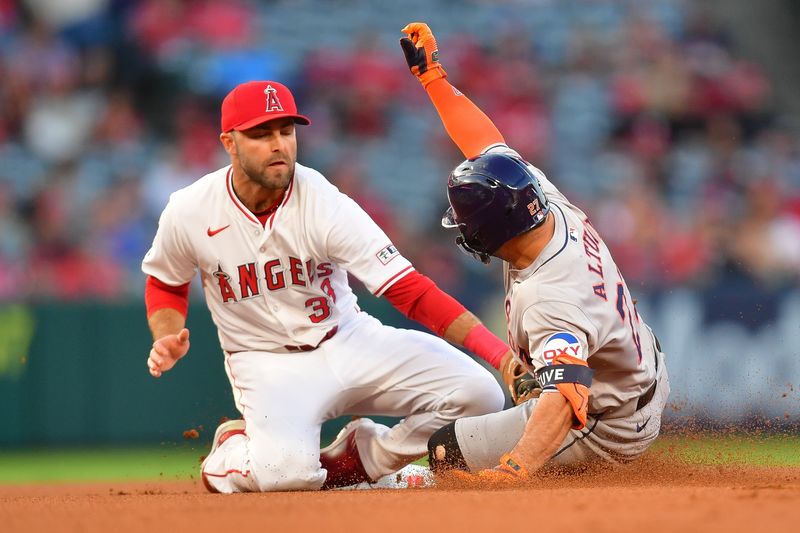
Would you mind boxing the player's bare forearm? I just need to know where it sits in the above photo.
[442,310,480,345]
[508,391,573,471]
[446,311,509,369]
[147,307,186,341]
[146,308,191,378]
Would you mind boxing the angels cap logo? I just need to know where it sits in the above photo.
[264,84,284,113]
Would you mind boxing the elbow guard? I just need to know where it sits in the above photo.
[535,355,593,430]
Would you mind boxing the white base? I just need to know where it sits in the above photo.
[333,464,433,490]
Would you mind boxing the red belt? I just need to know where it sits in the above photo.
[284,326,338,352]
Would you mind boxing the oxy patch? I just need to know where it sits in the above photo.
[541,332,583,364]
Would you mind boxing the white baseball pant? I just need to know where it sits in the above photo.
[202,311,505,492]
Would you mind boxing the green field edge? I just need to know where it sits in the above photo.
[1,435,798,484]
[0,445,206,484]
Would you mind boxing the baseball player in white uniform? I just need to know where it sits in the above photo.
[400,23,670,481]
[142,80,509,492]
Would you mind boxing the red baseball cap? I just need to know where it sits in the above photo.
[220,81,311,132]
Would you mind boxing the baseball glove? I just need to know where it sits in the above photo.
[499,353,541,405]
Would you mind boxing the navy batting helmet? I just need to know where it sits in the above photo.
[442,153,550,263]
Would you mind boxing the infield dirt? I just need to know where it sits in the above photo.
[2,457,799,533]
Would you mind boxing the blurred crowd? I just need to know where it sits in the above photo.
[1,0,799,304]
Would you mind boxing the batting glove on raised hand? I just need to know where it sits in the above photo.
[400,22,446,87]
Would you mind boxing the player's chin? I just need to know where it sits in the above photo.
[262,166,292,189]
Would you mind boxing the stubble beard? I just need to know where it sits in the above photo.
[239,154,295,190]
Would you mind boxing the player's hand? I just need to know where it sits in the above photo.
[147,328,190,378]
[450,468,517,487]
[400,22,446,87]
[449,454,528,487]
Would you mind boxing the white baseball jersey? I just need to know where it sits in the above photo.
[486,144,658,415]
[142,164,414,353]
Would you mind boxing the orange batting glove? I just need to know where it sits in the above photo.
[400,22,447,87]
[450,454,529,487]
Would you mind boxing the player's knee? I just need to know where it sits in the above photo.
[250,455,326,492]
[427,422,468,473]
[451,372,505,418]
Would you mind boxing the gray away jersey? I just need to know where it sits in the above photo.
[486,145,658,414]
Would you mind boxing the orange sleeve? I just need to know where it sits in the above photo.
[425,78,505,159]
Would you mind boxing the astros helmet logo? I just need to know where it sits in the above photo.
[264,85,284,112]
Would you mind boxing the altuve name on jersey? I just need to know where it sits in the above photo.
[581,218,608,302]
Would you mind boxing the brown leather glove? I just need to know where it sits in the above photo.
[499,351,541,405]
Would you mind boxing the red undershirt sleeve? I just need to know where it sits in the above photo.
[383,271,464,336]
[145,275,190,318]
[383,271,509,368]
